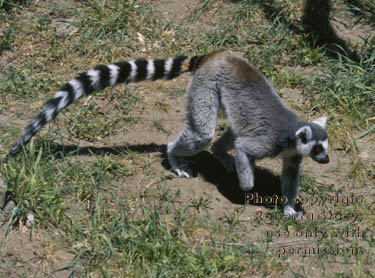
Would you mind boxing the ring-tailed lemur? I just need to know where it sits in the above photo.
[9,50,329,217]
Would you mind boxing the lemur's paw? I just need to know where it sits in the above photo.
[283,206,304,220]
[239,180,254,191]
[168,155,193,178]
[174,167,193,178]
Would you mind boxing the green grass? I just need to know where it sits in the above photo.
[0,23,14,54]
[346,0,375,25]
[0,0,26,10]
[1,143,285,277]
[0,0,374,276]
[306,53,375,124]
[76,0,138,40]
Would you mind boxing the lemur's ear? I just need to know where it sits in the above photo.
[313,116,328,129]
[296,126,312,144]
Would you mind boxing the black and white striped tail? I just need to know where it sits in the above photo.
[9,54,206,156]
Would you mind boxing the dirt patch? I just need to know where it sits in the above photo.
[151,0,218,31]
[0,226,73,278]
[152,0,199,21]
[332,8,375,45]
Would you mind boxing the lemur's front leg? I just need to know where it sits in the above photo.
[281,154,303,218]
[234,137,258,191]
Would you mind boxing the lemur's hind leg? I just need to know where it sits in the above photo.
[167,83,219,178]
[211,128,236,172]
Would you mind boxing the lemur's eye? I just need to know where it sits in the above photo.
[299,133,307,144]
[311,144,323,155]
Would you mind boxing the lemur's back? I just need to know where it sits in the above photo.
[193,51,300,142]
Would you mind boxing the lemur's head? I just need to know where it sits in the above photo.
[295,116,329,164]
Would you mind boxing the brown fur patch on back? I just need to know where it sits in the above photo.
[181,50,226,73]
[194,50,226,71]
[226,55,263,83]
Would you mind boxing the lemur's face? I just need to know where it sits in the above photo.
[295,116,329,164]
[310,139,329,164]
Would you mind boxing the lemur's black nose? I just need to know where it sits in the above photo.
[319,155,329,164]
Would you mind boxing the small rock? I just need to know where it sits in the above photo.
[25,213,35,228]
[72,242,84,250]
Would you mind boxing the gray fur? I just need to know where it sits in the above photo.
[167,51,329,217]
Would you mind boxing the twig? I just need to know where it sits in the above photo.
[356,125,375,139]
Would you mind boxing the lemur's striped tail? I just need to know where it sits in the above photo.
[9,54,206,156]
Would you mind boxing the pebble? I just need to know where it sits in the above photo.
[25,213,35,228]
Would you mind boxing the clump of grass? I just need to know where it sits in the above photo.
[0,137,131,227]
[67,103,117,142]
[2,141,67,227]
[191,195,212,213]
[0,0,26,10]
[151,119,171,136]
[64,86,139,142]
[346,0,375,25]
[0,23,14,54]
[306,51,375,125]
[63,202,271,277]
[0,64,59,100]
[76,0,138,39]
